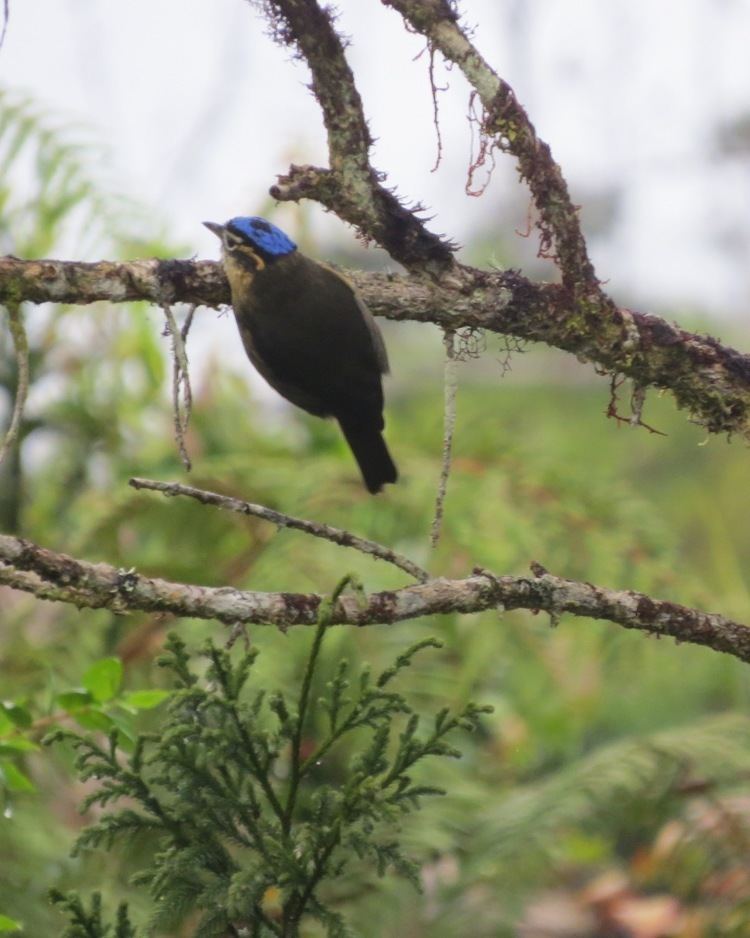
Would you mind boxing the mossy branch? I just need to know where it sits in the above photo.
[2,256,748,440]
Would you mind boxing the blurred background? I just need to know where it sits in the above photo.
[2,1,750,935]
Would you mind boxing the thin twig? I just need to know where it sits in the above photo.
[128,477,430,583]
[161,303,193,471]
[0,0,9,52]
[425,42,446,173]
[0,303,29,467]
[430,329,457,548]
[180,303,197,343]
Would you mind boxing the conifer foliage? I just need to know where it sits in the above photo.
[46,576,491,937]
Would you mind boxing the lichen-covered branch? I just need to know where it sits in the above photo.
[0,256,227,306]
[2,533,750,662]
[265,0,604,294]
[256,1,748,436]
[2,255,749,438]
[253,0,455,272]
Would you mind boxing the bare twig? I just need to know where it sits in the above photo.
[466,89,498,197]
[180,303,197,343]
[606,373,666,436]
[128,477,430,583]
[0,303,29,467]
[423,41,446,173]
[3,533,750,662]
[430,329,457,548]
[2,257,749,440]
[630,383,647,427]
[161,303,193,471]
[0,0,8,52]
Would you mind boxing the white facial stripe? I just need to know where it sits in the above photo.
[223,230,244,250]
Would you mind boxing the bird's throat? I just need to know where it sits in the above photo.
[223,251,259,300]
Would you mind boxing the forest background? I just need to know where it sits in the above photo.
[2,1,750,935]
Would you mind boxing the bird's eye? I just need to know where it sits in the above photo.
[224,231,244,251]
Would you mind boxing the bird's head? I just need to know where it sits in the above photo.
[203,216,297,272]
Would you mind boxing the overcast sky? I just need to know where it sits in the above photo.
[4,0,750,319]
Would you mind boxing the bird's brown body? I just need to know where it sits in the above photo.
[208,218,397,493]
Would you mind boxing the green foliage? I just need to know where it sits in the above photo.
[0,88,170,258]
[48,891,135,938]
[0,700,39,799]
[45,580,490,937]
[470,713,750,881]
[4,88,750,936]
[5,341,750,934]
[0,85,180,537]
[0,655,169,808]
[6,353,750,934]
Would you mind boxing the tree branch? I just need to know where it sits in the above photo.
[260,0,648,425]
[128,477,430,583]
[382,0,602,294]
[0,256,227,306]
[2,255,749,438]
[2,533,750,662]
[255,0,456,272]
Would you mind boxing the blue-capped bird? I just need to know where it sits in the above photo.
[204,216,397,493]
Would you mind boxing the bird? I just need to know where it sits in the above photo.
[204,215,397,494]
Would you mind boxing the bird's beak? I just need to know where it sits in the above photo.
[203,221,225,239]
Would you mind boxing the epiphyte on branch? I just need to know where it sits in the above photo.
[204,216,397,493]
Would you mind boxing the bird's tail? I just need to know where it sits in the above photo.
[338,420,398,494]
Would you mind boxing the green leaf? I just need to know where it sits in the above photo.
[82,658,123,703]
[106,712,136,749]
[0,760,35,793]
[0,739,39,754]
[74,709,115,733]
[0,712,13,737]
[0,914,22,932]
[120,689,170,711]
[56,690,93,712]
[1,703,32,729]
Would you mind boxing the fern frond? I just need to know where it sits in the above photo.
[473,713,750,872]
[0,86,170,258]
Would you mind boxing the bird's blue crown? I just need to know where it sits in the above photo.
[226,216,297,259]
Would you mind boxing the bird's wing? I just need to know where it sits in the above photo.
[316,262,390,375]
[242,255,387,420]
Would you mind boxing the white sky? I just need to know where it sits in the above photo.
[3,0,750,320]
